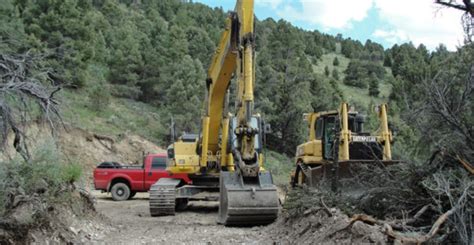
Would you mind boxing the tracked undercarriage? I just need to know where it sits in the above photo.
[149,172,279,226]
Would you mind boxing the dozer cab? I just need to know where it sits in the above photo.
[291,102,397,188]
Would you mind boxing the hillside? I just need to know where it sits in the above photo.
[1,0,400,156]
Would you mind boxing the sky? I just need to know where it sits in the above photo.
[194,0,466,51]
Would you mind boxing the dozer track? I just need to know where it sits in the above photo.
[149,178,181,216]
[218,171,279,226]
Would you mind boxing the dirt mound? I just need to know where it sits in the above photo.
[0,123,165,243]
[57,126,164,183]
[0,184,111,244]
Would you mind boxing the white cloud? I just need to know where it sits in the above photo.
[373,29,409,45]
[268,0,464,50]
[276,0,374,29]
[255,0,283,10]
[373,0,464,50]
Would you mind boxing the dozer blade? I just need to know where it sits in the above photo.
[302,160,401,188]
[218,171,279,226]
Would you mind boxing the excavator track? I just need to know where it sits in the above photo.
[149,178,180,216]
[218,171,279,226]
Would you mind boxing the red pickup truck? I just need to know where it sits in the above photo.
[93,153,191,201]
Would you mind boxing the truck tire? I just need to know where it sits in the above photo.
[111,183,130,201]
[128,191,137,200]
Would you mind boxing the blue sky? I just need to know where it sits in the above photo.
[194,0,465,50]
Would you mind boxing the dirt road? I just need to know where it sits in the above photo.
[91,191,274,244]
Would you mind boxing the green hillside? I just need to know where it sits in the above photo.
[1,0,472,179]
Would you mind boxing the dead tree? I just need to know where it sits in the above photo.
[435,0,474,43]
[0,50,62,161]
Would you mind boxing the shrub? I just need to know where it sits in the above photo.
[344,59,385,88]
[88,82,111,112]
[368,75,379,96]
[0,142,83,215]
[324,65,330,77]
[264,151,293,186]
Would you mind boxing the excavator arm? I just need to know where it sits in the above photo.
[201,0,260,177]
[151,0,278,226]
[204,0,278,225]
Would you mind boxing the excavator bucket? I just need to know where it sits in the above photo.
[218,171,279,226]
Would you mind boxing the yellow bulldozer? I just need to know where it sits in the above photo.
[148,0,279,226]
[291,102,396,188]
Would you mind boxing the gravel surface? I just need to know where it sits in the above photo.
[92,191,275,244]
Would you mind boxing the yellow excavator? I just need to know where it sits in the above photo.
[291,102,396,188]
[149,0,279,226]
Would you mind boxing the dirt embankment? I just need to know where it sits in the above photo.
[2,123,164,184]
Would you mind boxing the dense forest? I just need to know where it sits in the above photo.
[1,0,472,160]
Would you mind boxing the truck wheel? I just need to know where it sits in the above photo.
[128,191,137,200]
[111,183,130,201]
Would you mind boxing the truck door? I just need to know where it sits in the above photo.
[144,156,168,190]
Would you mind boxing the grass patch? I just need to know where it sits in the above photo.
[60,89,168,146]
[313,53,351,75]
[312,53,393,112]
[264,151,293,186]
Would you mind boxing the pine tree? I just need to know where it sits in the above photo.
[368,74,380,97]
[166,56,205,133]
[333,57,340,66]
[383,54,392,67]
[332,69,340,80]
[324,66,330,77]
[20,0,97,88]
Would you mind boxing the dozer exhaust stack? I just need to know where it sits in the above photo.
[218,171,279,226]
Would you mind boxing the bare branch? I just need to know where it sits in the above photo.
[0,50,62,161]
